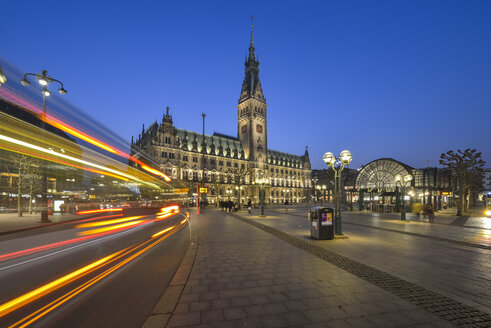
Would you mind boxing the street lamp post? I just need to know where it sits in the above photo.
[256,177,268,216]
[321,185,326,205]
[323,150,352,235]
[197,113,206,214]
[21,70,67,223]
[395,174,413,221]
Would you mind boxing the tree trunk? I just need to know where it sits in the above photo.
[29,182,33,214]
[17,172,22,217]
[457,185,464,216]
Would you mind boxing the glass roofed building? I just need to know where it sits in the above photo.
[131,26,311,205]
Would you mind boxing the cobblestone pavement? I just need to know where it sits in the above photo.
[162,209,490,327]
[247,208,491,314]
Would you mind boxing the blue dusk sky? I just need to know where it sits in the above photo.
[1,0,490,169]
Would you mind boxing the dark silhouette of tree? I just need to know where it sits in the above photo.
[228,167,253,207]
[439,149,485,216]
[10,154,42,217]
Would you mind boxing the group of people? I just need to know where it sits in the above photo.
[219,200,237,212]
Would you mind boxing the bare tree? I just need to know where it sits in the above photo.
[228,167,252,207]
[10,154,42,217]
[439,149,485,216]
[208,172,224,201]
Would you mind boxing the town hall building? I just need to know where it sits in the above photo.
[131,26,312,205]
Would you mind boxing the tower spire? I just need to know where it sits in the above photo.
[248,15,255,60]
[250,15,254,46]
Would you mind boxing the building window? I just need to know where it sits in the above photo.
[234,162,238,168]
[169,153,175,159]
[183,156,188,162]
[219,161,224,166]
[193,172,198,180]
[183,171,188,179]
[193,157,198,163]
[227,162,231,167]
[165,137,171,144]
[241,164,245,169]
[211,159,216,165]
[162,152,168,158]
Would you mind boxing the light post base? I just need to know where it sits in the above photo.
[333,234,349,240]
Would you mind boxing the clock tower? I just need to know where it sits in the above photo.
[237,19,267,169]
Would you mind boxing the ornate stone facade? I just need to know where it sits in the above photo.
[131,28,311,205]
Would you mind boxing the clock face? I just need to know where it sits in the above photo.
[242,125,247,133]
[256,124,263,133]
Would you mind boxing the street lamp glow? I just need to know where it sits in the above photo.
[58,88,67,95]
[323,152,335,165]
[38,78,48,85]
[42,89,51,97]
[0,66,7,85]
[20,78,30,86]
[339,150,352,164]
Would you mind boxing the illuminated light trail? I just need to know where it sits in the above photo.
[0,134,158,187]
[72,214,123,224]
[0,143,130,182]
[0,88,172,182]
[0,214,134,263]
[154,205,180,221]
[160,205,180,213]
[76,208,123,215]
[76,216,144,228]
[0,236,96,263]
[152,226,175,238]
[0,252,121,318]
[5,220,189,327]
[140,164,172,182]
[78,220,145,236]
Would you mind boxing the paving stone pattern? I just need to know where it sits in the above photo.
[165,211,466,327]
[269,210,490,250]
[231,213,491,328]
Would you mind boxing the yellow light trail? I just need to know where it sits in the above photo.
[78,220,145,236]
[76,208,123,215]
[76,216,144,228]
[8,220,189,328]
[0,253,119,318]
[0,134,161,189]
[151,226,175,238]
